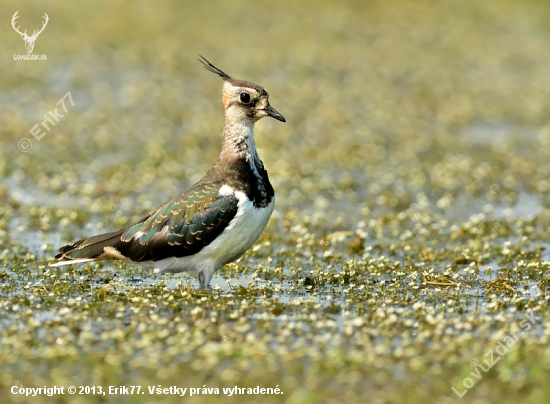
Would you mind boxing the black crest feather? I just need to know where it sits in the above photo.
[198,56,232,80]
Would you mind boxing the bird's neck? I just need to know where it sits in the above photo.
[219,118,263,171]
[213,117,274,208]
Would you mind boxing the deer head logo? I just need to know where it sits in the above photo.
[11,11,49,54]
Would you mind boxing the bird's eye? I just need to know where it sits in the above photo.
[240,93,251,104]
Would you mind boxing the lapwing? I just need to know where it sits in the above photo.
[51,57,285,289]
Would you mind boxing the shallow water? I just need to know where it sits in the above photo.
[2,1,550,403]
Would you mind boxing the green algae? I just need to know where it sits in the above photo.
[1,0,550,403]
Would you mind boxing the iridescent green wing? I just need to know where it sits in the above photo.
[119,181,239,261]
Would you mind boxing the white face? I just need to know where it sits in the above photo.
[222,82,266,122]
[222,81,285,123]
[198,57,285,123]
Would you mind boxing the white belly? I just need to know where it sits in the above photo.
[148,188,274,278]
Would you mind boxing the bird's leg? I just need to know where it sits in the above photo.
[198,270,207,289]
[90,265,94,292]
[198,270,212,291]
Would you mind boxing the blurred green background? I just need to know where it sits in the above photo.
[1,0,550,403]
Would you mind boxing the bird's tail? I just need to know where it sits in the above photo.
[51,229,126,267]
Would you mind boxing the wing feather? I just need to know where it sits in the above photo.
[55,181,239,264]
[119,181,239,261]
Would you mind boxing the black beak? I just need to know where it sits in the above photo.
[264,105,286,122]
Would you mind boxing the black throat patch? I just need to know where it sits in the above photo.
[218,156,274,208]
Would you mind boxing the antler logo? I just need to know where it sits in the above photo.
[11,11,49,54]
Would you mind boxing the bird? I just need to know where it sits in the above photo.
[51,56,286,289]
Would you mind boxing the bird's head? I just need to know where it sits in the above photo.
[199,56,286,124]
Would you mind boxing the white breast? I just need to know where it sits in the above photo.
[205,186,275,265]
[149,186,274,277]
